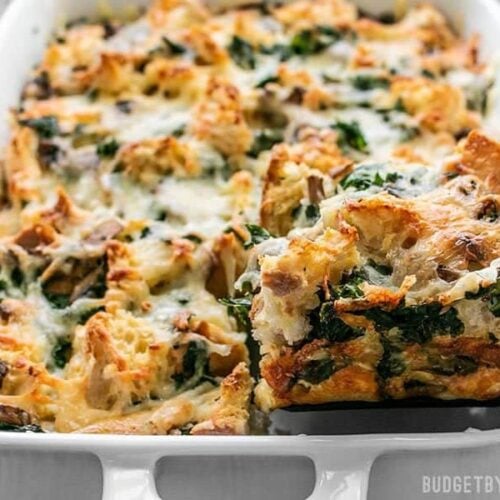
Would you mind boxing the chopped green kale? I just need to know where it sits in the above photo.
[465,279,500,317]
[172,341,212,390]
[298,358,335,384]
[364,303,464,344]
[255,75,280,89]
[351,75,390,91]
[339,165,401,191]
[247,129,284,158]
[332,121,369,153]
[51,337,72,369]
[96,138,120,158]
[43,291,71,309]
[0,422,44,433]
[243,224,273,249]
[377,342,405,379]
[161,36,186,55]
[19,116,60,139]
[228,36,256,70]
[290,26,341,55]
[219,296,252,332]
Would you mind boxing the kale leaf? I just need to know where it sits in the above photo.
[290,26,341,55]
[20,116,60,139]
[51,337,72,369]
[364,303,464,344]
[96,138,120,158]
[161,36,186,55]
[339,165,401,191]
[228,36,256,70]
[0,422,44,433]
[377,342,405,379]
[309,301,364,342]
[243,224,273,249]
[351,75,390,91]
[465,279,500,317]
[292,203,321,225]
[247,129,284,158]
[43,292,71,309]
[332,121,369,153]
[219,296,252,332]
[172,341,213,390]
[298,358,335,384]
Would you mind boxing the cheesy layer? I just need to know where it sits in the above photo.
[0,0,498,430]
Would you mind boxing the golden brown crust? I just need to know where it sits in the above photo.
[0,0,497,431]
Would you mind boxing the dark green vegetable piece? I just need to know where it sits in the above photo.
[332,121,369,153]
[299,358,335,384]
[259,43,292,62]
[149,36,186,57]
[377,342,405,379]
[339,166,401,191]
[351,75,390,91]
[0,422,44,433]
[333,271,365,299]
[309,301,364,342]
[228,36,256,70]
[219,296,252,332]
[305,204,320,222]
[465,279,500,317]
[77,306,105,325]
[10,268,24,288]
[19,116,60,139]
[172,341,211,390]
[421,68,437,79]
[292,203,321,225]
[364,303,464,344]
[290,26,341,55]
[366,259,392,276]
[87,88,100,101]
[96,138,120,158]
[161,36,186,55]
[243,224,273,249]
[247,129,284,158]
[171,124,186,138]
[255,75,280,89]
[308,280,364,343]
[43,291,71,309]
[52,337,72,369]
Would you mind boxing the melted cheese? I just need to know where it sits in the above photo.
[0,0,497,428]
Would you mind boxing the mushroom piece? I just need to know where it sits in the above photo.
[84,219,123,245]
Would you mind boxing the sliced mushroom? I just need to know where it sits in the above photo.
[0,361,8,389]
[307,175,325,204]
[69,266,105,303]
[0,404,35,426]
[84,220,123,244]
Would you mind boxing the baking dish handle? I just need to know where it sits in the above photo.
[100,456,161,500]
[307,448,379,500]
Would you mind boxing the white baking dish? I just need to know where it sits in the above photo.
[0,1,500,499]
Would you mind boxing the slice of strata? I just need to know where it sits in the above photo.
[248,131,500,411]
